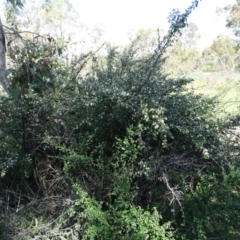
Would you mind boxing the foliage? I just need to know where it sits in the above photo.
[178,167,240,239]
[1,0,240,239]
[223,0,240,37]
[163,22,201,76]
[4,0,80,41]
[6,0,23,8]
[202,35,240,72]
[59,184,173,239]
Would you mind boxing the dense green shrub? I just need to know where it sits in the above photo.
[62,41,239,238]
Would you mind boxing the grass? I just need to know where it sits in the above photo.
[188,71,240,116]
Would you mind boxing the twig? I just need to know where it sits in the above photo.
[161,172,184,217]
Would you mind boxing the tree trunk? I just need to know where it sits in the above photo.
[0,17,9,91]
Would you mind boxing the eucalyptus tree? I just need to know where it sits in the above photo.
[202,34,240,72]
[15,0,80,40]
[223,0,240,37]
[0,0,23,91]
[0,18,8,90]
[163,22,201,76]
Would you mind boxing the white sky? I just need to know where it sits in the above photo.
[71,0,236,49]
[0,0,236,50]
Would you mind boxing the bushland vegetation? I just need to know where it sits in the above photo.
[0,0,240,239]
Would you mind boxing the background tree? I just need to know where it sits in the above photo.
[0,18,8,90]
[0,0,23,91]
[202,34,240,72]
[3,0,80,40]
[19,0,79,40]
[223,0,240,37]
[163,22,201,76]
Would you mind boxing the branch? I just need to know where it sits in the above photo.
[146,0,201,81]
[0,19,10,91]
[160,172,184,217]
